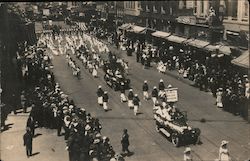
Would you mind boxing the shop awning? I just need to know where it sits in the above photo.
[118,23,132,30]
[166,35,187,44]
[231,50,249,68]
[204,45,219,51]
[128,25,146,34]
[188,39,210,48]
[151,31,171,38]
[219,45,231,55]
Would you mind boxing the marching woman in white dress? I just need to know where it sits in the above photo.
[133,94,141,116]
[120,82,127,102]
[216,88,223,108]
[96,86,104,106]
[127,89,134,109]
[103,91,109,112]
[219,140,231,161]
[92,65,98,78]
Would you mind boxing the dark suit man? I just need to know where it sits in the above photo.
[121,129,130,155]
[23,128,33,157]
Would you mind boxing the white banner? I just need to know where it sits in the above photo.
[165,88,178,102]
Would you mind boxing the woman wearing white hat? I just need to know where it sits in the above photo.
[96,86,104,106]
[219,140,231,161]
[216,88,223,108]
[133,94,141,116]
[127,89,134,109]
[142,80,149,100]
[103,91,109,112]
[184,147,192,161]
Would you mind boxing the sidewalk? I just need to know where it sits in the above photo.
[1,108,68,161]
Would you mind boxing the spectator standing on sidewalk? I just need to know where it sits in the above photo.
[23,127,33,157]
[26,115,35,136]
[21,90,27,113]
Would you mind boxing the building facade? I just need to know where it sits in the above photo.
[122,1,141,24]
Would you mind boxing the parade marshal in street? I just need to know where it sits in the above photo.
[23,127,33,157]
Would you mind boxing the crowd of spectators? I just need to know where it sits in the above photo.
[17,38,124,161]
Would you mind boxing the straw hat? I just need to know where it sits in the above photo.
[184,147,191,153]
[221,140,229,146]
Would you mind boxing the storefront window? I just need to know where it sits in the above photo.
[231,0,238,19]
[243,0,249,18]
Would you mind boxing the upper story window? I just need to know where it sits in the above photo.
[193,0,197,15]
[243,0,249,18]
[153,5,157,13]
[146,5,150,12]
[161,6,165,14]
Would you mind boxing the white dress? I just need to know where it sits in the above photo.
[92,68,97,77]
[219,147,230,161]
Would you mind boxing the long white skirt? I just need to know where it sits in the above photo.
[92,69,97,77]
[128,100,133,107]
[103,102,108,110]
[98,97,103,104]
[120,93,127,102]
[134,105,139,115]
[152,97,157,105]
[143,91,149,99]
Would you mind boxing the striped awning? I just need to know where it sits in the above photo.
[128,25,147,34]
[151,31,171,38]
[166,35,187,44]
[231,50,249,68]
[188,39,210,48]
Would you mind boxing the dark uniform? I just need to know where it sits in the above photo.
[121,129,130,155]
[23,128,33,157]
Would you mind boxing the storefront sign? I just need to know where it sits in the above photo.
[165,88,178,102]
[176,16,196,25]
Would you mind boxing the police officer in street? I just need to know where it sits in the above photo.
[127,89,134,109]
[142,80,149,100]
[121,129,130,155]
[96,85,104,106]
[151,86,158,105]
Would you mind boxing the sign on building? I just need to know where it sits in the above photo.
[43,9,50,16]
[165,88,178,102]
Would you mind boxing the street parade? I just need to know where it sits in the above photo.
[1,2,249,161]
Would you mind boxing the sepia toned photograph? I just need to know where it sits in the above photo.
[0,1,249,161]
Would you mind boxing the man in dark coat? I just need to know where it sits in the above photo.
[121,129,130,155]
[23,128,33,157]
[27,115,35,136]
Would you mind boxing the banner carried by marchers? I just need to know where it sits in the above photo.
[165,88,178,102]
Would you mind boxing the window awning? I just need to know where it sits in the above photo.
[231,50,249,68]
[188,39,210,48]
[204,45,220,51]
[151,31,171,38]
[166,35,187,44]
[118,23,131,30]
[219,45,231,55]
[128,25,146,34]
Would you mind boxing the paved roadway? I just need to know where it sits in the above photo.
[49,36,250,161]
